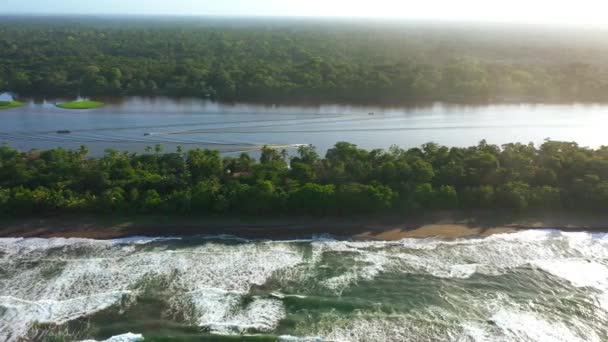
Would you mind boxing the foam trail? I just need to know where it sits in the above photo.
[79,333,144,342]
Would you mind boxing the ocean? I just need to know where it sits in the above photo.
[1,230,607,341]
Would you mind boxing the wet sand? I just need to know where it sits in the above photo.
[1,214,607,240]
[355,225,516,240]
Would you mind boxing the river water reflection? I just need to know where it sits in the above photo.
[1,94,607,156]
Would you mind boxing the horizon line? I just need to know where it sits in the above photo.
[1,13,607,30]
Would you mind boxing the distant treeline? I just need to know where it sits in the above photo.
[1,140,607,217]
[1,17,608,103]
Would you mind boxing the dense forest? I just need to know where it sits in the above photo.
[2,16,608,103]
[1,140,607,217]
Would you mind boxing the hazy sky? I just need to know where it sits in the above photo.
[3,0,608,27]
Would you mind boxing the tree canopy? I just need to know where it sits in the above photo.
[1,17,608,103]
[0,140,607,217]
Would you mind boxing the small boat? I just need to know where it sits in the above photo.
[56,130,71,134]
[144,133,151,136]
[368,112,375,115]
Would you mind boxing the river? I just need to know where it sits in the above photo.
[1,231,608,341]
[1,95,607,156]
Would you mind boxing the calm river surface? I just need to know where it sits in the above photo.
[1,95,607,156]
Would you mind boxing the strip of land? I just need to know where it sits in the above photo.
[1,214,607,240]
[0,101,25,110]
[56,101,105,109]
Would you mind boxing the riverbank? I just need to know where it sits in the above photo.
[2,213,608,240]
[0,100,25,110]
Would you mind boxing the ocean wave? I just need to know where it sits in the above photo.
[490,309,601,342]
[532,259,608,289]
[2,230,608,341]
[307,229,608,283]
[79,333,144,342]
[0,239,304,340]
[198,297,285,334]
[0,292,131,341]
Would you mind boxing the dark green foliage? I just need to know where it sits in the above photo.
[2,18,608,103]
[0,101,25,109]
[288,183,336,215]
[1,140,608,217]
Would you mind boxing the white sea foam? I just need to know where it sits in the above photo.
[318,249,389,295]
[308,230,561,290]
[299,230,608,341]
[3,230,608,341]
[532,259,608,289]
[0,238,304,341]
[312,308,476,342]
[270,292,308,299]
[201,297,285,334]
[79,332,144,342]
[0,292,131,341]
[459,322,496,342]
[360,230,608,281]
[278,336,324,342]
[491,309,601,342]
[445,288,605,342]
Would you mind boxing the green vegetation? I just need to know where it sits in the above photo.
[0,101,24,110]
[1,17,608,103]
[0,140,607,218]
[56,101,104,109]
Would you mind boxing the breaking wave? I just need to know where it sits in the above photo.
[1,230,608,341]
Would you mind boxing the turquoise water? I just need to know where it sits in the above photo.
[1,231,608,341]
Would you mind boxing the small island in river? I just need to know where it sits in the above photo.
[0,101,25,110]
[56,101,105,109]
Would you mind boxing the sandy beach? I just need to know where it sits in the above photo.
[355,224,516,240]
[1,213,607,240]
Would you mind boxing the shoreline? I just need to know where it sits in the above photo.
[9,95,608,109]
[2,214,608,241]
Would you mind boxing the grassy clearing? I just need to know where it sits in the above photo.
[56,101,104,109]
[0,101,25,110]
